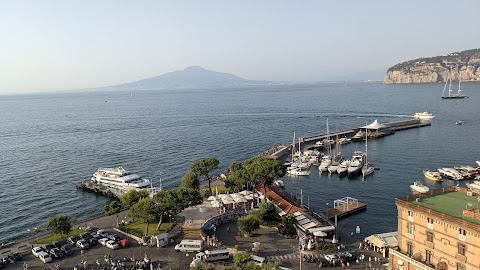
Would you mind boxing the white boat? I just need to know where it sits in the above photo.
[438,168,464,181]
[273,180,285,188]
[456,120,463,125]
[410,181,430,193]
[442,66,468,99]
[351,130,365,142]
[476,161,480,167]
[319,155,331,172]
[423,170,443,182]
[466,181,480,193]
[337,160,350,174]
[362,130,374,179]
[347,151,364,175]
[328,161,339,173]
[287,167,310,176]
[413,111,435,120]
[91,167,151,189]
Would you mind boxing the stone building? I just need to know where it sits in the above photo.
[390,186,480,270]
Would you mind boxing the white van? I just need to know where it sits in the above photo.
[174,239,204,252]
[251,255,265,266]
[190,248,230,267]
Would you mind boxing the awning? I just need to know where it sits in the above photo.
[365,231,398,248]
[315,225,335,232]
[298,219,311,226]
[361,119,386,130]
[365,235,386,248]
[295,214,307,221]
[313,231,327,237]
[303,222,319,230]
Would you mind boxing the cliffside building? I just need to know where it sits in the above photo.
[390,187,480,270]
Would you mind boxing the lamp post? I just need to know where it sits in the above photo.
[169,214,172,223]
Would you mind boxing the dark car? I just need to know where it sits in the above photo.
[42,244,56,253]
[49,248,64,259]
[60,245,73,256]
[107,234,121,242]
[80,232,97,245]
[67,236,80,246]
[90,232,102,240]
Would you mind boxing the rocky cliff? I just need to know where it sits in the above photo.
[384,48,480,84]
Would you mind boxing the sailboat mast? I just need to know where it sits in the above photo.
[458,66,462,95]
[292,130,295,162]
[448,66,453,97]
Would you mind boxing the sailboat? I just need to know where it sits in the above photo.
[442,66,468,99]
[328,125,342,173]
[362,129,374,179]
[319,118,332,173]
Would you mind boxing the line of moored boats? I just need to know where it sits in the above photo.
[410,161,480,194]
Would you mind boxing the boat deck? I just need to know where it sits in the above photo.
[323,201,367,220]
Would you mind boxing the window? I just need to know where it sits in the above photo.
[457,243,466,256]
[408,210,413,217]
[427,231,434,242]
[407,242,414,256]
[457,263,465,270]
[427,217,434,224]
[426,250,433,264]
[459,228,466,235]
[407,223,415,234]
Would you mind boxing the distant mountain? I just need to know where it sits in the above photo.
[99,66,269,90]
[384,48,480,84]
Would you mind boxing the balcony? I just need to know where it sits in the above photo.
[459,234,466,241]
[390,249,435,270]
[408,216,414,222]
[427,223,433,230]
[406,233,415,240]
[455,253,467,263]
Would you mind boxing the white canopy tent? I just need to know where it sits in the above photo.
[365,231,398,248]
[361,119,386,130]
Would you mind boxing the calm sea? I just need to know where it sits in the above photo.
[1,82,478,243]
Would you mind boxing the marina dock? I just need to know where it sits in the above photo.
[75,180,122,198]
[323,197,367,220]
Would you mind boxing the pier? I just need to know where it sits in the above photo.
[324,197,367,220]
[75,180,122,198]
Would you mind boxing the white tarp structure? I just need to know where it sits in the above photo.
[365,231,398,248]
[155,233,169,247]
[361,119,386,130]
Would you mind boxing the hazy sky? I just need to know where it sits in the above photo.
[1,1,479,94]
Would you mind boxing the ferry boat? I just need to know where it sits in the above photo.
[91,167,151,189]
[413,111,435,120]
[438,168,463,181]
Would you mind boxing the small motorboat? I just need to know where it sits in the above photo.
[273,180,285,189]
[456,120,464,125]
[423,170,443,182]
[410,181,430,194]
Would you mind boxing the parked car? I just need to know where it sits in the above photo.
[107,234,121,242]
[90,232,102,240]
[37,251,52,263]
[11,253,22,262]
[52,242,62,249]
[76,239,90,250]
[98,238,109,246]
[97,229,110,238]
[105,240,119,250]
[32,247,45,257]
[80,232,97,246]
[41,244,55,253]
[49,248,64,259]
[118,239,129,247]
[60,245,73,256]
[324,254,340,264]
[67,236,80,246]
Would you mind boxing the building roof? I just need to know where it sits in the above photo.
[396,187,480,228]
[361,119,386,130]
[255,184,303,215]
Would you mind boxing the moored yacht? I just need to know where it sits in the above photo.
[348,151,364,175]
[319,155,332,172]
[438,168,463,181]
[91,167,151,189]
[466,181,480,193]
[410,181,429,193]
[337,160,350,174]
[287,167,310,176]
[423,170,443,182]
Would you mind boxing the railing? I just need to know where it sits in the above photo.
[390,248,435,270]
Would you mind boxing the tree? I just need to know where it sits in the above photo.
[128,197,158,236]
[237,214,260,236]
[181,171,200,190]
[259,201,278,223]
[153,188,203,231]
[103,200,123,226]
[280,213,297,236]
[191,158,219,195]
[190,263,216,270]
[47,215,75,235]
[224,253,260,270]
[244,156,286,201]
[228,161,243,173]
[119,189,149,207]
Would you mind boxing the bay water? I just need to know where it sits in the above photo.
[1,82,478,243]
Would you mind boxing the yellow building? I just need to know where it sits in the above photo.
[390,186,480,270]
